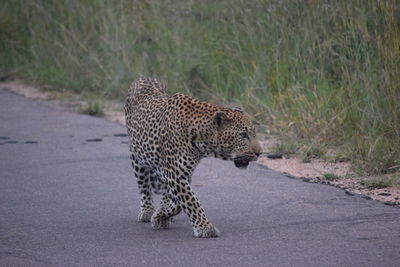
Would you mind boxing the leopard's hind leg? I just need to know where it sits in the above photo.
[130,154,154,222]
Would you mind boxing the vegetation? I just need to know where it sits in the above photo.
[360,174,400,189]
[322,173,340,181]
[1,0,399,175]
[272,136,300,158]
[80,97,104,117]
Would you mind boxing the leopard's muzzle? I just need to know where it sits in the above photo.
[233,156,251,169]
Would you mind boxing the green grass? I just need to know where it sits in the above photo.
[299,144,326,163]
[322,173,340,181]
[361,179,392,189]
[272,136,300,157]
[361,177,394,190]
[1,0,399,175]
[80,97,104,117]
[361,173,400,189]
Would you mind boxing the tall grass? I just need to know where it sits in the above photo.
[1,0,399,174]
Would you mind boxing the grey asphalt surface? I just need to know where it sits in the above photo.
[1,88,400,267]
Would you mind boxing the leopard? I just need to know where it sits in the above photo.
[124,77,262,238]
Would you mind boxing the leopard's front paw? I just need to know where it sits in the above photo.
[151,214,172,229]
[193,224,220,238]
[137,209,154,222]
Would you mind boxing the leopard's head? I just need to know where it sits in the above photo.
[212,108,262,169]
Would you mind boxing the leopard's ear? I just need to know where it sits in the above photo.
[232,106,243,113]
[214,111,229,129]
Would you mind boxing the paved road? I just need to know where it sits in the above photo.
[1,88,400,267]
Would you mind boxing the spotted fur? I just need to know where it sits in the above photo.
[125,77,262,238]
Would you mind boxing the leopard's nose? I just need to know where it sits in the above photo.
[255,151,262,157]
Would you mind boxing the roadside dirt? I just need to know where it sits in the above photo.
[1,80,399,206]
[258,137,400,206]
[0,80,51,100]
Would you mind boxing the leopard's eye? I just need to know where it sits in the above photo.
[239,132,249,139]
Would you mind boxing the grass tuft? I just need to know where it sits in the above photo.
[299,144,326,163]
[272,137,299,158]
[322,173,340,181]
[360,173,400,189]
[361,177,394,190]
[80,97,104,117]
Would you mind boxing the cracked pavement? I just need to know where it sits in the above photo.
[1,89,400,266]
